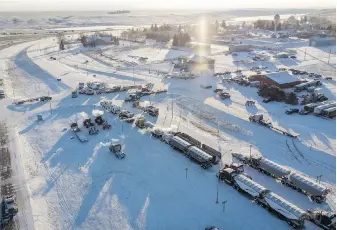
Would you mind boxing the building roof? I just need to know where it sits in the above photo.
[188,54,214,63]
[265,72,300,85]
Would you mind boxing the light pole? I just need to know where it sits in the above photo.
[249,144,252,159]
[171,93,174,118]
[316,175,322,184]
[216,121,220,204]
[222,200,227,212]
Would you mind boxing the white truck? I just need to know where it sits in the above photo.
[314,102,336,115]
[100,100,121,114]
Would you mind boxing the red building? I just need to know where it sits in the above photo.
[249,72,302,89]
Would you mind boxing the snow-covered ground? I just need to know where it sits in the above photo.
[0,31,335,230]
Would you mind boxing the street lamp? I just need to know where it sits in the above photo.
[249,144,252,159]
[222,200,227,212]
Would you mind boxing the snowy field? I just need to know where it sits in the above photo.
[0,29,335,230]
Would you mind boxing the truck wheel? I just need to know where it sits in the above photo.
[314,197,321,203]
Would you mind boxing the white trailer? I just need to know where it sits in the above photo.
[169,136,192,152]
[258,192,307,228]
[186,146,213,169]
[234,174,269,197]
[282,173,330,202]
[321,107,336,118]
[314,102,336,114]
[295,80,322,92]
[100,100,121,114]
[258,158,291,178]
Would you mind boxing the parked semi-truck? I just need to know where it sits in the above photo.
[232,153,330,203]
[314,102,336,115]
[281,172,330,203]
[217,167,307,228]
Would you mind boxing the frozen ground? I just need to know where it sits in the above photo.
[0,31,335,230]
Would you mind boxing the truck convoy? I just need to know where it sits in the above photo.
[218,167,307,228]
[232,153,330,203]
[218,166,335,229]
[301,101,336,118]
[169,135,213,169]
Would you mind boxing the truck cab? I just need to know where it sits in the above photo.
[218,168,237,184]
[72,91,78,98]
[3,196,18,216]
[125,93,140,102]
[145,105,159,117]
[109,142,125,159]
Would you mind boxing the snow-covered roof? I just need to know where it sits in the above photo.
[265,192,307,219]
[265,72,300,84]
[188,54,214,63]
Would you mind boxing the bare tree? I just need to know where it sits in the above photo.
[57,33,65,50]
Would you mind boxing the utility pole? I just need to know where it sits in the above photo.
[328,49,332,64]
[233,60,239,73]
[133,65,135,85]
[177,110,182,132]
[249,144,252,159]
[48,89,52,114]
[216,121,221,204]
[171,93,174,118]
[316,175,322,184]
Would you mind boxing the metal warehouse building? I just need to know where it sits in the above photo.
[249,72,303,88]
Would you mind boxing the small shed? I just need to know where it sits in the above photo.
[249,72,302,88]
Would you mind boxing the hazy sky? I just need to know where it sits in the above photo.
[0,0,335,11]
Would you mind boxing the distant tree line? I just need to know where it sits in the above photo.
[172,32,191,46]
[253,20,282,30]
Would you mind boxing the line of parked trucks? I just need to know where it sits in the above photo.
[301,101,336,118]
[83,96,335,229]
[218,165,335,229]
[153,127,335,229]
[232,153,330,203]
